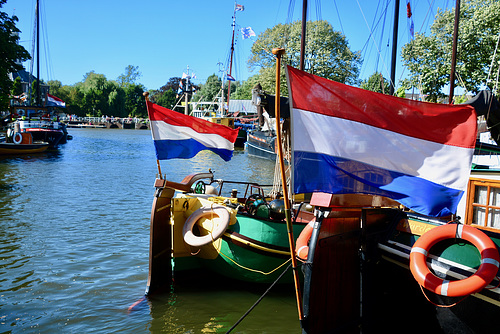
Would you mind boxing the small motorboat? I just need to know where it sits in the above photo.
[0,132,49,155]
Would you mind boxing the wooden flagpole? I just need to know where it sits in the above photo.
[143,92,163,179]
[272,48,304,320]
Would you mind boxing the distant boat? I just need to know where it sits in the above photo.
[246,83,289,160]
[0,132,49,155]
[6,0,70,149]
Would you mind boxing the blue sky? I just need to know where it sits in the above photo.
[4,0,454,91]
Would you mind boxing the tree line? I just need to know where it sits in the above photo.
[2,0,499,116]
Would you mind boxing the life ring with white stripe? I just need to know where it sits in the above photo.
[410,223,500,297]
[182,204,230,247]
[13,132,22,144]
[295,219,315,260]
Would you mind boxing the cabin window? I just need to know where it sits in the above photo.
[466,178,500,229]
[362,172,384,193]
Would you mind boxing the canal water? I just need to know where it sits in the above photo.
[0,128,301,333]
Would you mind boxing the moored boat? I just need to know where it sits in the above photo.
[285,63,500,333]
[0,132,49,155]
[245,83,290,160]
[147,171,310,294]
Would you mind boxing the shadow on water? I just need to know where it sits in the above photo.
[139,272,302,333]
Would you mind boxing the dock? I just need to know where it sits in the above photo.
[62,117,149,130]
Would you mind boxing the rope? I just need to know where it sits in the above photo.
[218,251,291,275]
[418,284,467,308]
[225,262,293,333]
[487,28,500,86]
[485,276,500,290]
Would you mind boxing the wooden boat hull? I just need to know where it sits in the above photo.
[185,213,304,283]
[171,194,306,284]
[246,130,277,160]
[0,142,49,154]
[146,174,308,294]
[297,192,500,333]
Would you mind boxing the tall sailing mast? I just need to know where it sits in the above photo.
[36,0,40,106]
[389,0,400,95]
[226,4,238,114]
[448,0,461,104]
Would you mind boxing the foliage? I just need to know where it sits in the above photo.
[11,76,22,96]
[401,0,500,101]
[153,88,176,109]
[231,74,261,100]
[149,77,182,109]
[123,83,147,117]
[194,74,223,102]
[0,0,31,110]
[395,86,407,98]
[248,20,362,94]
[360,72,390,94]
[117,65,141,87]
[39,67,146,118]
[47,80,63,97]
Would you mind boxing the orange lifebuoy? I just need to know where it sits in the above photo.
[410,224,500,297]
[182,204,230,247]
[296,219,315,260]
[13,132,22,144]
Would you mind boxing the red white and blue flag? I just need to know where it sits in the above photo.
[287,66,477,217]
[46,93,66,107]
[147,101,238,161]
[241,26,256,39]
[235,4,244,11]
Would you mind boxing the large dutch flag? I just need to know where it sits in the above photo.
[147,101,239,161]
[287,66,477,217]
[46,93,66,107]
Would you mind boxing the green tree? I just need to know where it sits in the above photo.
[154,88,176,109]
[117,65,141,87]
[249,20,362,93]
[65,85,85,116]
[124,83,147,117]
[231,74,261,100]
[80,71,111,117]
[401,0,500,101]
[108,85,126,117]
[11,76,22,96]
[47,80,63,97]
[194,74,222,102]
[0,0,31,110]
[149,77,182,108]
[360,72,390,94]
[30,79,42,105]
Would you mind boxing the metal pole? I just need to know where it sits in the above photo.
[143,91,163,178]
[299,0,307,71]
[36,0,40,106]
[272,47,304,321]
[227,9,236,113]
[389,0,400,95]
[185,66,189,115]
[448,0,460,104]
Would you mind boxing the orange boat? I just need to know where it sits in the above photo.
[0,132,49,155]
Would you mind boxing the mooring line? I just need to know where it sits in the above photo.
[225,262,293,333]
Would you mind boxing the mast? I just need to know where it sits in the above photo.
[448,0,460,104]
[36,0,40,106]
[299,0,307,71]
[226,5,237,114]
[389,0,400,95]
[185,66,190,115]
